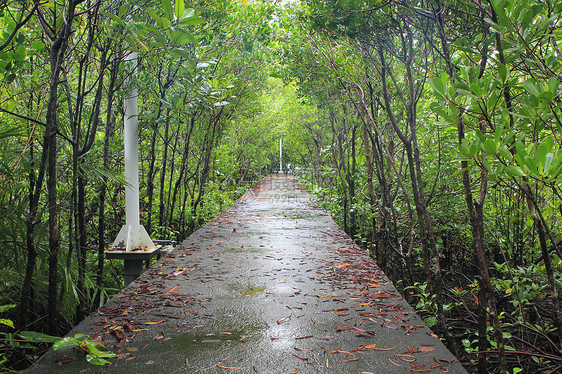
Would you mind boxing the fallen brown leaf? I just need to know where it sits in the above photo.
[418,346,436,353]
[217,364,241,369]
[317,293,339,298]
[372,346,396,351]
[111,329,124,340]
[277,315,291,324]
[335,325,354,331]
[360,344,377,349]
[388,357,401,366]
[164,286,178,294]
[56,357,75,365]
[395,354,416,362]
[328,350,355,357]
[144,320,165,325]
[368,291,393,299]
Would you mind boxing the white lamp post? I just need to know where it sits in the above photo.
[108,51,157,286]
[279,138,283,173]
[112,51,156,252]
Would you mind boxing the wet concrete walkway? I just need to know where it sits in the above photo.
[28,175,467,373]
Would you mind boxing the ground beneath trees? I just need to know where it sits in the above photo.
[27,175,467,373]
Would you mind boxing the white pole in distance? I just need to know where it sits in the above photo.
[279,138,282,173]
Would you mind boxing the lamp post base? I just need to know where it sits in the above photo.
[105,247,161,286]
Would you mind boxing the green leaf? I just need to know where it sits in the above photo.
[498,63,507,82]
[424,316,438,327]
[86,355,112,366]
[475,128,485,142]
[0,304,16,313]
[483,139,497,155]
[548,77,560,94]
[171,29,196,45]
[543,153,554,173]
[470,142,480,158]
[179,14,205,26]
[497,147,512,161]
[171,94,183,109]
[525,156,538,175]
[0,318,14,328]
[505,165,526,177]
[171,48,192,59]
[547,151,562,178]
[86,343,101,356]
[161,0,174,21]
[535,138,552,165]
[100,12,127,28]
[118,4,128,18]
[31,41,45,51]
[453,81,470,92]
[470,81,482,96]
[522,79,540,97]
[175,0,185,20]
[53,333,88,351]
[18,331,59,343]
[147,9,162,26]
[429,77,446,96]
[459,138,472,158]
[53,337,78,351]
[539,91,555,101]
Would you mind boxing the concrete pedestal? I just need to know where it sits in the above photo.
[105,247,161,287]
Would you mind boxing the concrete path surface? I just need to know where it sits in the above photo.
[27,175,467,373]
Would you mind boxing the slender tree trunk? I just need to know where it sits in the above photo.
[46,73,61,334]
[165,127,179,229]
[96,59,119,307]
[522,183,562,351]
[158,109,171,228]
[348,125,357,239]
[146,129,158,232]
[20,138,48,329]
[43,0,80,334]
[170,116,196,225]
[76,175,87,320]
[333,118,349,233]
[192,111,222,216]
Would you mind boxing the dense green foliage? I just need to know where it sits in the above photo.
[0,0,561,372]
